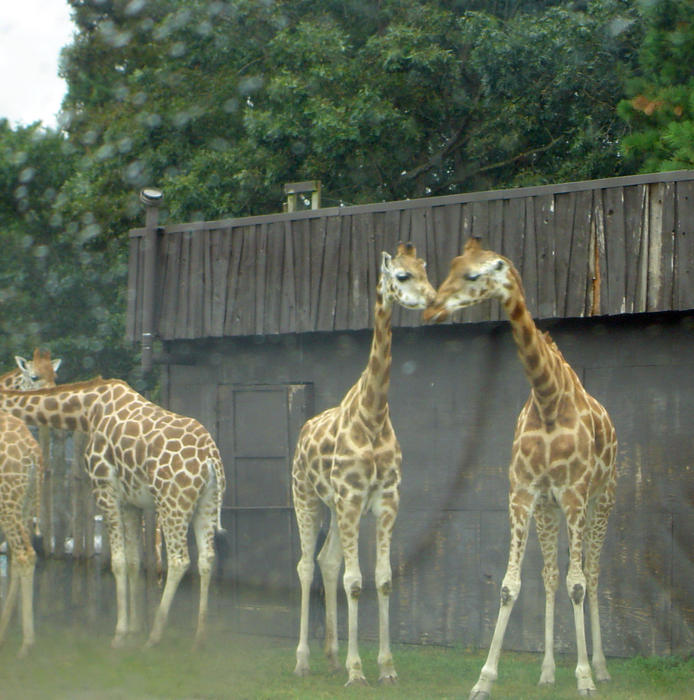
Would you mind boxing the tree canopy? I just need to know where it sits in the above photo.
[618,0,694,171]
[0,0,674,382]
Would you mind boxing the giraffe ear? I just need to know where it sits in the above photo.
[15,356,29,372]
[52,359,62,374]
[381,251,393,274]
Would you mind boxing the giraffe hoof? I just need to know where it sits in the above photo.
[345,675,368,687]
[469,691,491,700]
[111,635,127,649]
[379,673,398,685]
[578,688,598,696]
[293,664,310,677]
[16,643,32,659]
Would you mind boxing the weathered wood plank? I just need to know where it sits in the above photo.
[158,232,181,340]
[308,217,326,331]
[316,216,341,331]
[223,226,245,335]
[566,189,592,318]
[254,223,268,335]
[553,192,576,317]
[521,197,539,316]
[263,221,284,335]
[334,215,352,329]
[649,182,676,311]
[189,228,204,339]
[279,220,296,334]
[293,219,311,333]
[602,187,627,315]
[535,193,556,318]
[674,180,694,310]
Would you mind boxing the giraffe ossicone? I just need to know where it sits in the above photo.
[292,242,435,686]
[0,376,225,650]
[425,238,617,699]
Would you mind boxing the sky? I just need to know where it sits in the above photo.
[0,0,75,129]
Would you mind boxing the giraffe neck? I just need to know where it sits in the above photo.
[349,289,393,429]
[0,380,102,432]
[0,369,22,390]
[502,273,568,422]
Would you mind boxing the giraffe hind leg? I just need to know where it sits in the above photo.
[584,488,615,683]
[191,480,218,651]
[293,489,322,677]
[317,510,342,672]
[534,498,561,686]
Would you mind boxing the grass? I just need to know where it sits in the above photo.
[0,622,692,699]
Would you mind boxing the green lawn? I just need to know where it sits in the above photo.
[1,623,692,700]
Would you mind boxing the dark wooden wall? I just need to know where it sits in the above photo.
[160,312,694,657]
[127,170,694,344]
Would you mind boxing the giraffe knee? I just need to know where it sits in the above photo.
[500,580,520,606]
[570,582,585,605]
[343,572,362,599]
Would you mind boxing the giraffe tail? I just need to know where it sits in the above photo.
[33,452,44,539]
[210,456,226,533]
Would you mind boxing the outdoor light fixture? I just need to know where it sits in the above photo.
[140,187,163,206]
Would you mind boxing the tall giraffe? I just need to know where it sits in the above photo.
[0,411,43,657]
[0,349,58,657]
[0,377,226,650]
[423,238,617,699]
[0,347,61,390]
[292,243,435,686]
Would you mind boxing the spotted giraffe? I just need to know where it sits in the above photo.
[292,243,435,685]
[0,349,59,657]
[424,238,617,698]
[0,377,225,650]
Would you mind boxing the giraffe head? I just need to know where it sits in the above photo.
[14,348,61,389]
[423,237,516,322]
[380,242,436,310]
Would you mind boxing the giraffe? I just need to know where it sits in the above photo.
[292,242,435,686]
[423,238,617,699]
[0,412,43,658]
[0,377,226,650]
[0,347,61,390]
[0,349,58,656]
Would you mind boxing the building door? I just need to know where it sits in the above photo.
[216,383,313,636]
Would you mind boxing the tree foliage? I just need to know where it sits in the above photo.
[618,0,694,171]
[0,0,649,382]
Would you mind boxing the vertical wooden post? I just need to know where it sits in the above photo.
[140,187,163,373]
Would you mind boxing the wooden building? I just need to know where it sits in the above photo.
[126,170,694,657]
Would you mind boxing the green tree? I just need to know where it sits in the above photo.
[58,0,640,226]
[0,119,137,384]
[618,0,694,171]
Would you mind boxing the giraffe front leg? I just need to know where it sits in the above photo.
[470,492,533,700]
[337,496,366,687]
[374,492,398,684]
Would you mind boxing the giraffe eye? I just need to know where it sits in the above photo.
[464,272,480,282]
[396,272,411,282]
